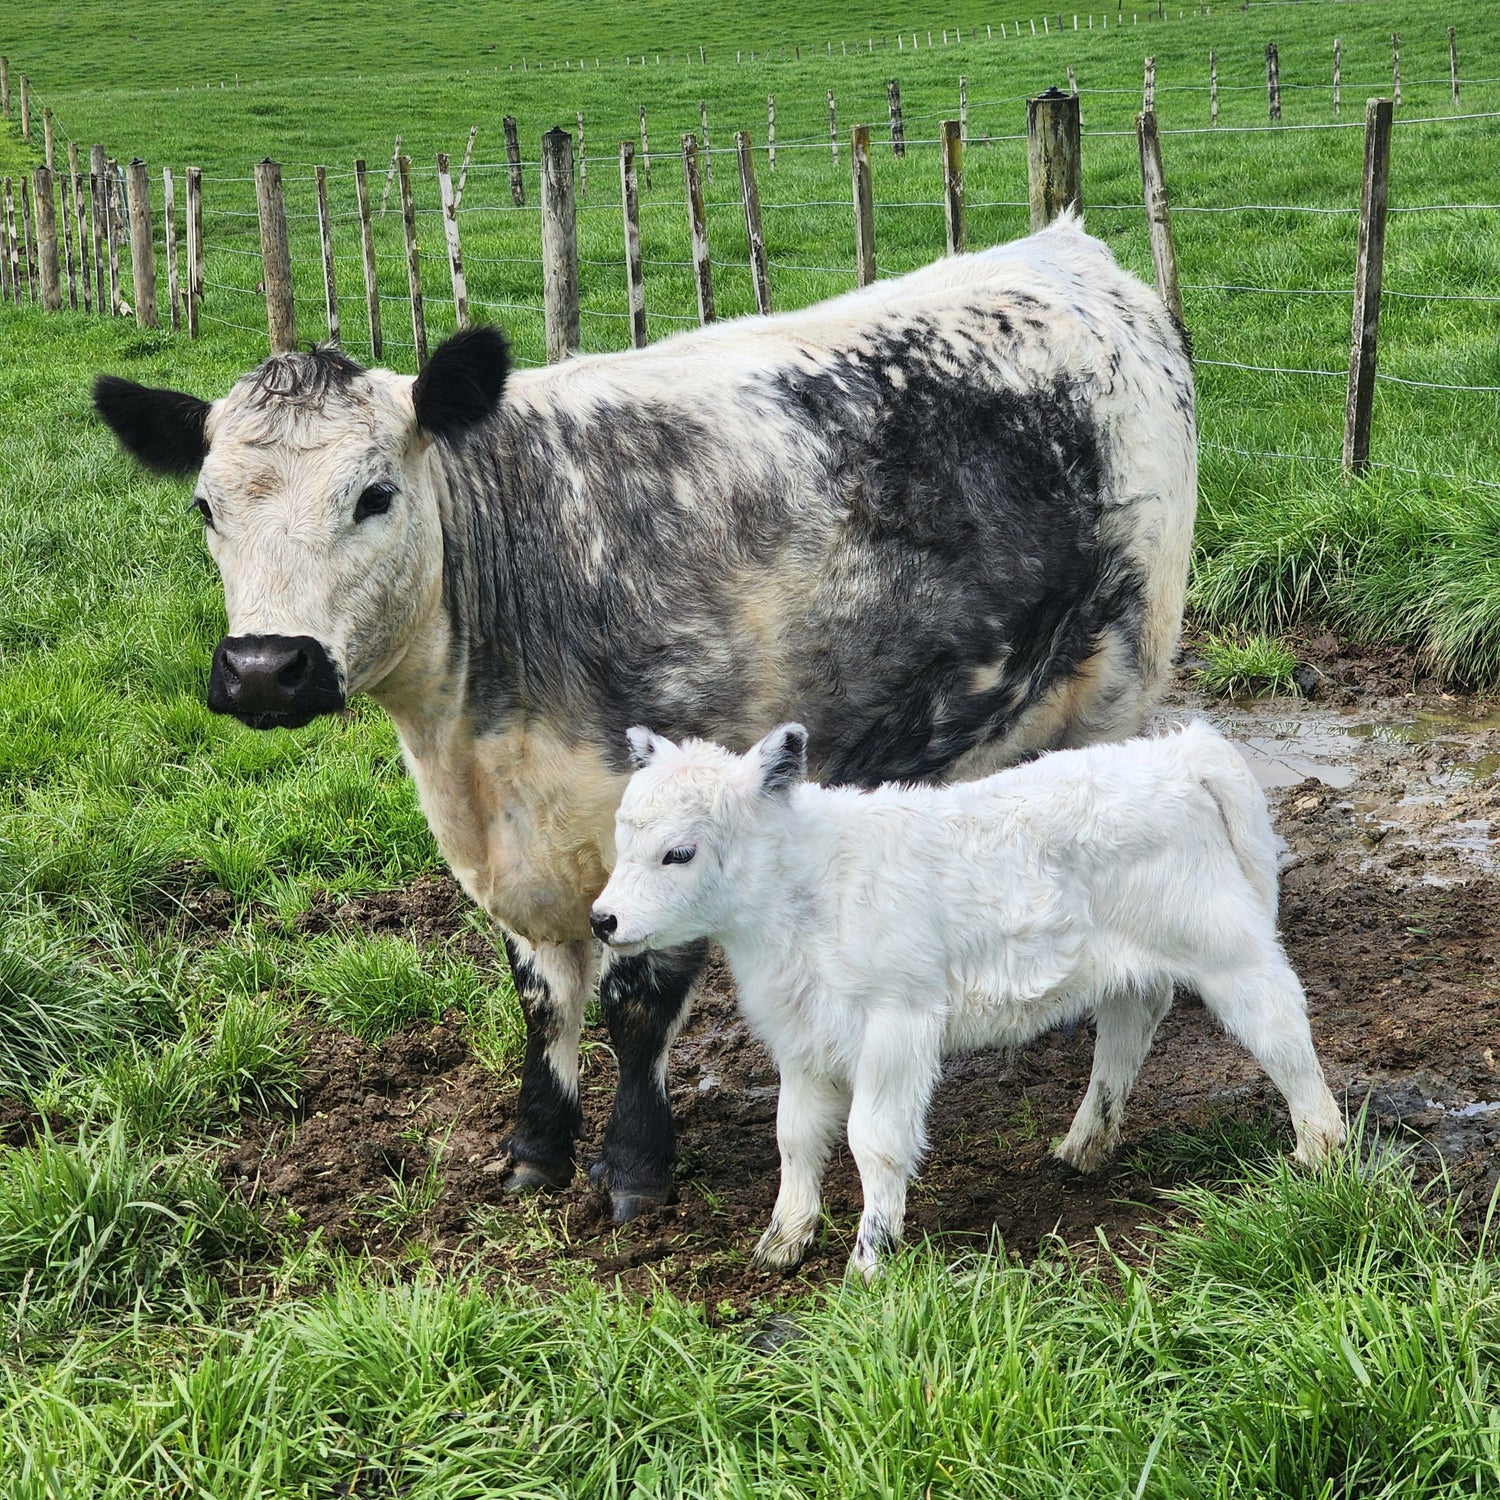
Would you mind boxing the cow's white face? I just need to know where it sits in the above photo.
[591,724,808,952]
[94,330,509,729]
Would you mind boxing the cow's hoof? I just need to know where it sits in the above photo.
[502,1158,573,1193]
[609,1188,673,1223]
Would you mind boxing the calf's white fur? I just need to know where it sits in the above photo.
[593,720,1345,1277]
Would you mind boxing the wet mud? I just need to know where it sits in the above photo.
[218,650,1500,1300]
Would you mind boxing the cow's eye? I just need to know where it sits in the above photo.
[354,482,397,522]
[190,495,213,527]
[662,845,696,866]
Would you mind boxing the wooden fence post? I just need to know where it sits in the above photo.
[1027,88,1083,230]
[639,105,652,190]
[60,157,77,310]
[828,90,838,165]
[33,167,61,311]
[851,124,876,286]
[503,116,525,205]
[575,113,587,197]
[959,76,968,144]
[68,143,89,313]
[3,179,15,304]
[619,141,646,348]
[379,136,401,217]
[0,181,10,304]
[20,175,35,302]
[941,119,965,255]
[1391,33,1401,109]
[736,131,771,315]
[1210,50,1218,124]
[125,159,158,327]
[540,127,579,361]
[1334,39,1341,117]
[887,79,906,156]
[186,166,202,338]
[19,75,27,141]
[456,125,478,207]
[0,58,8,121]
[397,155,427,368]
[163,166,179,330]
[1143,56,1155,113]
[1136,111,1182,327]
[106,159,126,315]
[254,157,296,351]
[89,146,107,310]
[436,151,468,331]
[353,159,381,359]
[1266,43,1281,122]
[700,100,712,184]
[1343,97,1393,476]
[1449,28,1459,109]
[314,163,340,343]
[682,134,714,324]
[767,95,776,172]
[43,108,54,171]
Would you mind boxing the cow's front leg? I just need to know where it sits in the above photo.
[592,940,708,1222]
[501,933,594,1192]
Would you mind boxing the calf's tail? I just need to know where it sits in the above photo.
[1180,722,1280,917]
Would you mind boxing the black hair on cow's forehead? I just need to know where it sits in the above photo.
[240,345,367,408]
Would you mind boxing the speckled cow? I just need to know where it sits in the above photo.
[93,212,1197,1222]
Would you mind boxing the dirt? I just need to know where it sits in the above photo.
[215,652,1500,1302]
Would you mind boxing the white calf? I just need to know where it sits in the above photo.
[591,720,1345,1278]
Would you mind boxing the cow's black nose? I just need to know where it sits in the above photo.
[207,634,345,729]
[590,910,618,942]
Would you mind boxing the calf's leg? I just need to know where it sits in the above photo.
[502,935,594,1191]
[754,1066,849,1270]
[1054,978,1173,1173]
[1193,955,1345,1164]
[593,940,709,1222]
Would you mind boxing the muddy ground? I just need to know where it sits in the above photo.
[216,637,1500,1300]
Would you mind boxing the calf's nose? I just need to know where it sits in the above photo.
[207,633,345,729]
[590,909,618,942]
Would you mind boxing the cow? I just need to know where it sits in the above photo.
[92,212,1197,1224]
[592,720,1346,1276]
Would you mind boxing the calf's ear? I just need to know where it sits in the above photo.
[754,723,809,796]
[626,725,667,769]
[413,325,510,438]
[93,375,211,476]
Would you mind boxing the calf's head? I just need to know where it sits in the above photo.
[93,328,510,728]
[592,723,809,953]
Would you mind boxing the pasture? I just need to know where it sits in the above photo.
[2,0,1500,1492]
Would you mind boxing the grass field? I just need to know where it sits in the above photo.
[3,0,1500,1492]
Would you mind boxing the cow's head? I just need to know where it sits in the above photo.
[591,723,809,953]
[93,327,509,728]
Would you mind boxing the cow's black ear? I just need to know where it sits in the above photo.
[93,375,211,476]
[413,325,510,438]
[756,723,808,796]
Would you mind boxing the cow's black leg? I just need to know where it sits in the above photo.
[592,940,708,1222]
[501,933,593,1192]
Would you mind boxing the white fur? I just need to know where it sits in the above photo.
[594,721,1346,1278]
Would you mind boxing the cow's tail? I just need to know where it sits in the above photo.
[1178,721,1279,917]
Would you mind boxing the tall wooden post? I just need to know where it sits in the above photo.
[185,166,203,338]
[1027,88,1083,230]
[33,167,61,311]
[1210,50,1218,125]
[43,108,55,171]
[69,142,90,313]
[639,105,652,190]
[619,141,646,349]
[959,76,968,144]
[941,120,965,255]
[503,116,525,206]
[435,152,468,332]
[60,157,78,310]
[397,155,427,368]
[163,166,179,330]
[699,100,712,184]
[125,158,157,327]
[851,125,875,286]
[0,58,8,121]
[1136,112,1182,327]
[89,145,107,310]
[1391,33,1401,109]
[736,132,771,315]
[1266,43,1282,122]
[18,75,27,141]
[887,79,906,157]
[1334,39,1342,117]
[682,134,714,324]
[314,164,340,343]
[0,182,10,304]
[1343,98,1393,476]
[767,95,776,172]
[828,90,839,165]
[3,179,15,304]
[353,159,381,359]
[105,159,124,316]
[1449,28,1459,109]
[456,125,478,208]
[379,136,401,218]
[540,127,579,362]
[20,176,35,302]
[1143,56,1155,113]
[254,158,296,351]
[575,113,586,198]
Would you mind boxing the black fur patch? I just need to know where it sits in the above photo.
[414,326,511,438]
[502,935,582,1179]
[243,344,365,407]
[92,376,210,476]
[759,724,808,796]
[595,942,709,1198]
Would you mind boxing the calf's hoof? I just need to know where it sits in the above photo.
[588,1160,674,1222]
[752,1221,814,1271]
[1051,1128,1118,1176]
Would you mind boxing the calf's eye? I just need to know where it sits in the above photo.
[354,482,396,522]
[662,846,696,866]
[190,495,213,527]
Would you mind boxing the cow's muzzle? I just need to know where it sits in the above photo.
[207,634,345,729]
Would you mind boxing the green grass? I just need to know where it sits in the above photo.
[1195,631,1300,697]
